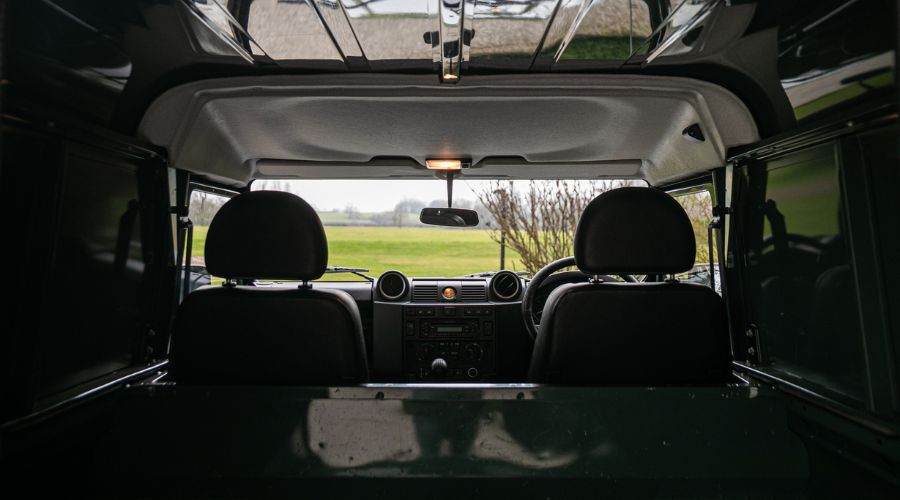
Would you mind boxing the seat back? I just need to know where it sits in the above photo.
[528,187,732,384]
[173,191,368,385]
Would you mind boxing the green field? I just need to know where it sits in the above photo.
[192,225,524,279]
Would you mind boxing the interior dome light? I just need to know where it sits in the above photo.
[426,159,462,170]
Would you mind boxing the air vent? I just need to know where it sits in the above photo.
[376,270,408,301]
[459,283,486,302]
[490,271,522,301]
[412,283,440,302]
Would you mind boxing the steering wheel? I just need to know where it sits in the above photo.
[522,256,637,341]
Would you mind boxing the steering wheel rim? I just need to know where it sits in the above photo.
[522,256,636,341]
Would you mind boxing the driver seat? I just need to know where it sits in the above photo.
[527,187,732,384]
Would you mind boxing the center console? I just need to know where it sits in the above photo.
[372,271,529,382]
[403,305,495,380]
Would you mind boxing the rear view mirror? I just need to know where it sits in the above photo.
[419,207,479,227]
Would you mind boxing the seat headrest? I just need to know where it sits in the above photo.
[205,191,328,280]
[574,187,696,275]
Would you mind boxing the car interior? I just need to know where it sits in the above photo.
[1,0,899,498]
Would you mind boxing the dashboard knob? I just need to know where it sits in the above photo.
[430,358,448,375]
[464,343,483,361]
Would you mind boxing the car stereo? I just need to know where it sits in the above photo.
[403,305,494,381]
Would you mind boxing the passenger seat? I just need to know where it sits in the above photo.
[172,191,369,385]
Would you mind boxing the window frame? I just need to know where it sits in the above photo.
[665,181,720,292]
[179,181,239,297]
[727,126,900,424]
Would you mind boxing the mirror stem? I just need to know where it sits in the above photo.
[446,170,454,208]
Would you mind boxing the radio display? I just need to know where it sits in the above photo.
[436,325,464,333]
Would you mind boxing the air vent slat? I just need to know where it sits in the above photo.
[459,284,486,302]
[412,283,440,302]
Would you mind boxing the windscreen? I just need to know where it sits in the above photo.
[244,179,656,278]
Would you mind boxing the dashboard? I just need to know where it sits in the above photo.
[370,270,532,382]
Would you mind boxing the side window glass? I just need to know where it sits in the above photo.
[187,188,231,289]
[671,187,719,293]
[40,148,146,396]
[745,142,864,401]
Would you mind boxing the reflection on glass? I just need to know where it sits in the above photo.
[341,0,434,63]
[629,0,715,63]
[186,0,269,62]
[468,0,557,67]
[746,143,865,401]
[234,0,672,67]
[247,0,343,60]
[777,0,896,121]
[438,0,465,79]
[306,400,423,467]
[560,0,651,60]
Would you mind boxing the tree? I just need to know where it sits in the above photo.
[673,190,714,263]
[394,198,426,214]
[392,198,426,227]
[475,180,633,274]
[188,190,228,226]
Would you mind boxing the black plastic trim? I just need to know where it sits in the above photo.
[376,270,409,301]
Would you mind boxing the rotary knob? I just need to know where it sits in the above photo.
[430,358,448,376]
[464,343,483,361]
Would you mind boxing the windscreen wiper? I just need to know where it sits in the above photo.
[461,270,530,278]
[325,266,374,282]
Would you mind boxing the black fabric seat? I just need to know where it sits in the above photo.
[173,191,368,385]
[528,187,732,384]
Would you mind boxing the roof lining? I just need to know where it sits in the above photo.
[138,73,759,186]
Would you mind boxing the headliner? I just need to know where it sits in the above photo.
[139,73,758,187]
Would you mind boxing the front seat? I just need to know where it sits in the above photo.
[173,190,369,385]
[528,187,732,385]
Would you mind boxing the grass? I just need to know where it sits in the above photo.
[560,36,635,60]
[192,225,713,281]
[192,225,524,280]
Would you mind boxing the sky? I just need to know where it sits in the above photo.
[254,179,492,212]
[252,179,642,212]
